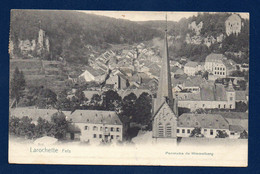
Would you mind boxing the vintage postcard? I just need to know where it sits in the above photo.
[9,10,249,166]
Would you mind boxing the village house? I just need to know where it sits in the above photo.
[184,61,199,76]
[177,113,247,139]
[215,112,248,139]
[67,110,123,143]
[10,108,63,125]
[177,80,236,111]
[177,113,230,138]
[225,14,242,36]
[79,66,107,83]
[105,71,129,90]
[204,53,236,80]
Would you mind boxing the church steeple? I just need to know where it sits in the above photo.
[154,14,177,115]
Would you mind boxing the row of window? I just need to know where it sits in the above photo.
[93,134,120,139]
[214,71,225,75]
[214,67,225,71]
[218,104,233,109]
[177,129,216,135]
[179,103,233,109]
[85,126,120,132]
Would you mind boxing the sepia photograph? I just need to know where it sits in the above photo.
[8,10,249,166]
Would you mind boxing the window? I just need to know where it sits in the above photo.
[218,104,221,109]
[105,127,108,131]
[116,135,120,139]
[111,127,114,132]
[85,126,88,130]
[100,127,103,131]
[230,104,232,109]
[182,129,185,133]
[187,129,190,134]
[158,123,164,137]
[230,132,235,135]
[210,130,213,135]
[93,126,98,131]
[204,129,207,132]
[202,104,205,107]
[93,134,96,138]
[99,134,102,138]
[230,97,233,101]
[116,128,120,132]
[224,104,226,109]
[111,135,114,139]
[165,123,172,137]
[177,129,180,133]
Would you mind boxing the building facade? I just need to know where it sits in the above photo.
[67,110,123,143]
[225,14,242,36]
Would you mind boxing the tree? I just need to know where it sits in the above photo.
[89,94,103,110]
[235,101,248,112]
[122,93,137,122]
[34,117,53,138]
[239,130,248,139]
[56,91,71,111]
[35,88,57,109]
[50,112,68,140]
[102,90,122,112]
[134,92,152,125]
[10,116,36,139]
[215,130,229,138]
[10,67,26,102]
[75,89,86,104]
[190,127,204,138]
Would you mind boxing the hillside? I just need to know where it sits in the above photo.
[10,10,162,63]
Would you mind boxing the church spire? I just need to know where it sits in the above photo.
[154,14,177,114]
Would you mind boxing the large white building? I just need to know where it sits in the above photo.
[67,110,123,143]
[177,80,236,111]
[177,113,246,139]
[225,14,242,36]
[204,53,236,80]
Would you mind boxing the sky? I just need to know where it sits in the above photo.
[81,11,249,22]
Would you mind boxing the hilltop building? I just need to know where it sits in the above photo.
[152,20,178,141]
[225,14,242,36]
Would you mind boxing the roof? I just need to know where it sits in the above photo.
[178,113,229,130]
[184,76,207,87]
[200,85,215,101]
[226,14,241,22]
[10,108,61,122]
[229,125,245,132]
[118,89,151,98]
[215,84,227,101]
[83,90,102,100]
[82,66,105,77]
[214,112,248,120]
[185,61,198,67]
[68,110,122,125]
[205,53,226,63]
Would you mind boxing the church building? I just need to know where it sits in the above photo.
[152,18,178,140]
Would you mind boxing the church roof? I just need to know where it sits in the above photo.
[154,27,176,114]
